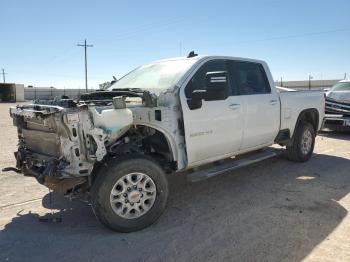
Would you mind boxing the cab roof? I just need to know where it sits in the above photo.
[153,55,266,65]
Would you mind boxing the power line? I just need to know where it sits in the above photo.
[94,16,186,41]
[1,69,7,83]
[77,39,93,92]
[43,46,79,66]
[214,28,350,48]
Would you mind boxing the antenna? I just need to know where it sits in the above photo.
[187,51,198,58]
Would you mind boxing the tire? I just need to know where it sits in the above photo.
[286,121,315,162]
[91,154,168,232]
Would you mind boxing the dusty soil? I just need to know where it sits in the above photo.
[0,103,350,262]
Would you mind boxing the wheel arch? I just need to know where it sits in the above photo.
[136,124,179,164]
[293,108,320,138]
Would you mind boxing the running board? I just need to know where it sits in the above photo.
[187,149,281,182]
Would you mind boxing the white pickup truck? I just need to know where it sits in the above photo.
[8,54,325,232]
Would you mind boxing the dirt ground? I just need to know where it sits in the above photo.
[0,102,350,262]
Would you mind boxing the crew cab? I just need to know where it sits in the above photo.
[7,54,325,232]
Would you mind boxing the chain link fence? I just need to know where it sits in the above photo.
[24,88,98,100]
[23,78,344,101]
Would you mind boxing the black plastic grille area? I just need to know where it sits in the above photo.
[325,98,350,116]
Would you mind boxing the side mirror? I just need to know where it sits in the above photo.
[187,70,229,110]
[205,71,229,101]
[191,89,207,100]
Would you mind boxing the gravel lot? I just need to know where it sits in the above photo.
[1,102,350,262]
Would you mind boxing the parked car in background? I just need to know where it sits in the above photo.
[324,80,350,130]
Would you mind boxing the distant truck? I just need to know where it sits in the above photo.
[324,80,350,129]
[8,54,325,232]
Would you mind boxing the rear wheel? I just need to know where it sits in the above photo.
[91,154,168,232]
[286,121,315,162]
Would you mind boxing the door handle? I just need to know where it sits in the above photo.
[229,103,241,110]
[269,99,278,105]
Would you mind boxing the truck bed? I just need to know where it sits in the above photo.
[279,90,325,134]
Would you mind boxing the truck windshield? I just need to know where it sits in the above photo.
[109,59,196,91]
[331,82,350,91]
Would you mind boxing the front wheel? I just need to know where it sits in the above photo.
[91,154,168,232]
[286,121,316,162]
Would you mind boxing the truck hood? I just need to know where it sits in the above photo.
[326,91,350,103]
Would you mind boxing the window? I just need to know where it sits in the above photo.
[109,59,197,92]
[228,61,271,95]
[331,82,350,91]
[185,60,229,98]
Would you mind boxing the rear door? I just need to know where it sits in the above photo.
[180,59,244,166]
[227,61,280,149]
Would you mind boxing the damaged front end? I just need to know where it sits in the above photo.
[9,96,133,194]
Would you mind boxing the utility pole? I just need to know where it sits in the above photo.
[1,69,7,83]
[308,75,313,90]
[77,39,93,92]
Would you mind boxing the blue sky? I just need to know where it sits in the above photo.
[1,0,349,89]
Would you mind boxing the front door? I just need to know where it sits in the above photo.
[180,59,244,167]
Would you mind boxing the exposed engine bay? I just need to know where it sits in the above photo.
[10,89,185,195]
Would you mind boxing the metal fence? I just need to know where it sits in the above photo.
[23,79,343,101]
[275,79,340,90]
[24,88,98,100]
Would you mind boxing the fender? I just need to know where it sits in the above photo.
[292,108,320,138]
[134,123,189,170]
